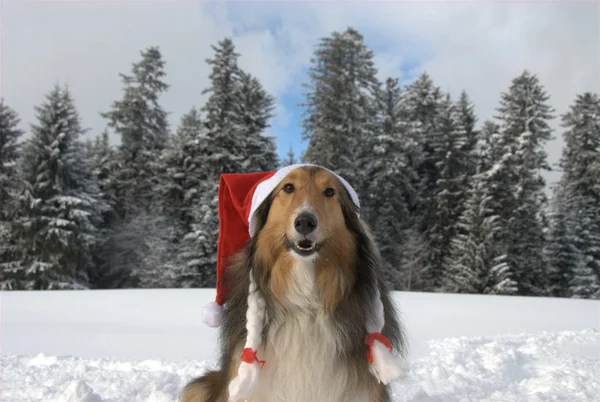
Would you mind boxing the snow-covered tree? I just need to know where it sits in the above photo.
[456,91,479,176]
[101,46,170,219]
[301,27,379,186]
[475,120,501,174]
[397,72,446,290]
[545,182,579,297]
[103,210,186,288]
[421,94,470,288]
[0,100,25,289]
[401,71,442,199]
[237,71,279,172]
[547,92,600,299]
[177,38,279,287]
[398,227,428,291]
[153,107,212,287]
[201,38,246,174]
[441,178,517,295]
[88,130,118,213]
[0,100,23,214]
[281,145,298,166]
[10,85,107,290]
[362,77,415,289]
[484,70,554,296]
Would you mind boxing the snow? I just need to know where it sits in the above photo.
[1,289,599,401]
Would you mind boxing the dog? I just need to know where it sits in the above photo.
[180,165,407,402]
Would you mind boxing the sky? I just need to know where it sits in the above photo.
[1,0,599,189]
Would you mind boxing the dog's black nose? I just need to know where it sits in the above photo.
[294,212,317,235]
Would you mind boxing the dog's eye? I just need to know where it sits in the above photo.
[324,188,335,197]
[283,183,295,194]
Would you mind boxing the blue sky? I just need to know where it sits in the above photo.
[2,0,598,187]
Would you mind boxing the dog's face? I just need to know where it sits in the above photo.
[253,166,359,311]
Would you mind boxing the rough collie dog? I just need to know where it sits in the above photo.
[180,164,408,402]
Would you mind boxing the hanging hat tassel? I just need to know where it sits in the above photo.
[228,275,266,402]
[365,288,410,385]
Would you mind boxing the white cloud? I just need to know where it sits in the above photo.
[2,0,598,189]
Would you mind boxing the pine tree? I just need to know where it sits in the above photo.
[549,92,600,299]
[101,46,170,219]
[181,38,279,287]
[475,120,501,174]
[0,100,25,289]
[0,100,23,215]
[545,181,580,297]
[301,27,379,187]
[401,71,443,201]
[201,38,246,174]
[11,85,106,290]
[441,178,517,295]
[89,130,118,212]
[237,71,279,172]
[281,145,298,166]
[485,71,554,296]
[422,93,470,288]
[456,91,479,176]
[399,72,445,290]
[362,77,415,289]
[155,108,210,287]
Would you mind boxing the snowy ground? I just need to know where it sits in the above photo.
[1,289,599,401]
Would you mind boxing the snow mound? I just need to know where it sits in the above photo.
[3,330,598,401]
[393,328,600,401]
[56,380,104,402]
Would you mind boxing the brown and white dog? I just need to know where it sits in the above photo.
[180,165,408,402]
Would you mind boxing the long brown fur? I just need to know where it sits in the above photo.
[180,166,407,402]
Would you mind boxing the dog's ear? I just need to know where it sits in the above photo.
[339,187,362,234]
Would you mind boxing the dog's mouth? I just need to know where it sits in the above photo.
[285,237,321,257]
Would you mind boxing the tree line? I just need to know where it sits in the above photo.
[1,27,598,299]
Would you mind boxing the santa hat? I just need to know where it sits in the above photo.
[201,164,409,401]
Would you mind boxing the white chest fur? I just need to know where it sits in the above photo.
[251,261,371,402]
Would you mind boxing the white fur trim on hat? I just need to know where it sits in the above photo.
[248,164,360,237]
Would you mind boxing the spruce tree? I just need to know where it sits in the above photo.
[401,71,443,202]
[201,38,246,173]
[475,120,502,174]
[101,46,170,219]
[156,108,210,287]
[399,72,445,290]
[441,178,517,295]
[12,85,106,290]
[545,182,580,297]
[486,71,554,296]
[362,77,415,289]
[237,71,278,172]
[184,38,279,287]
[281,145,298,166]
[550,92,600,298]
[0,100,23,214]
[89,130,118,213]
[301,27,379,186]
[0,100,25,289]
[423,93,470,288]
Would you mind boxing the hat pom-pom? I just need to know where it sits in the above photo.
[202,301,225,327]
[366,334,410,385]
